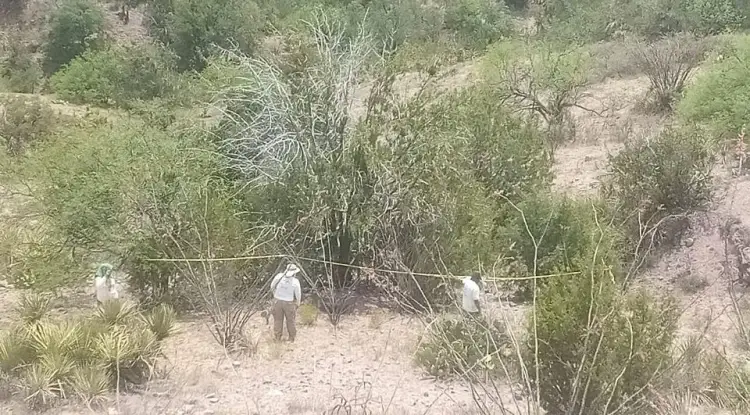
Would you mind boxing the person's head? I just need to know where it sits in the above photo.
[471,271,482,285]
[96,263,114,280]
[284,263,301,278]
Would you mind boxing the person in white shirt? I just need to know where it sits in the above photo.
[94,263,119,305]
[462,272,482,316]
[270,263,302,341]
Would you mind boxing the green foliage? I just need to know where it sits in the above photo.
[0,95,58,156]
[16,293,51,325]
[416,316,509,378]
[42,0,105,75]
[341,0,443,54]
[50,44,178,108]
[677,0,744,35]
[144,304,178,340]
[499,195,622,297]
[540,0,745,43]
[483,40,591,151]
[215,18,551,305]
[0,297,174,408]
[531,269,678,414]
[266,0,510,55]
[147,0,264,71]
[602,126,714,248]
[96,299,138,326]
[678,34,750,141]
[439,0,513,49]
[630,34,709,113]
[0,32,43,93]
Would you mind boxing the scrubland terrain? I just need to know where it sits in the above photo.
[2,1,750,414]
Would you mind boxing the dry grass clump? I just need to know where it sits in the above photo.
[298,303,319,326]
[0,297,177,409]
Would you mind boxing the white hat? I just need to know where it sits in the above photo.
[285,264,301,276]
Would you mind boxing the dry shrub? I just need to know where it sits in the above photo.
[0,95,57,156]
[298,303,319,326]
[630,34,709,112]
[483,41,593,153]
[416,316,509,378]
[603,126,713,264]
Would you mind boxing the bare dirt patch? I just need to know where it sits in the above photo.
[554,76,663,195]
[636,174,750,360]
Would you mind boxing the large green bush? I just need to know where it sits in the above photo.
[499,195,623,298]
[50,44,177,108]
[148,0,263,71]
[42,0,105,75]
[541,0,745,42]
[214,19,551,305]
[438,0,513,49]
[678,34,750,141]
[14,118,253,302]
[530,269,678,414]
[602,126,713,259]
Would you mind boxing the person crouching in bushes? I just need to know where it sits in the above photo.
[270,263,302,342]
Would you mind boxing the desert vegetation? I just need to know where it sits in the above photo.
[1,0,750,414]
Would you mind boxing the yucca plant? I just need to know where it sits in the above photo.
[23,364,63,409]
[68,320,108,366]
[96,299,137,326]
[120,327,160,384]
[0,327,36,373]
[70,365,110,407]
[144,304,178,341]
[37,351,75,386]
[96,327,157,384]
[16,292,51,325]
[27,320,78,357]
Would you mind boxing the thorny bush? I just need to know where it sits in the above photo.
[416,315,509,378]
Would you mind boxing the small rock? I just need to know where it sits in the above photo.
[203,411,216,415]
[268,389,284,397]
[208,397,219,404]
[423,392,429,397]
[232,360,241,368]
[187,398,198,405]
[262,380,271,384]
[205,393,216,399]
[108,408,119,415]
[684,237,695,248]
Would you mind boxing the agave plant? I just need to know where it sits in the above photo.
[70,365,110,407]
[96,299,137,326]
[67,319,108,366]
[0,327,35,373]
[144,304,178,341]
[27,320,78,357]
[23,364,63,409]
[16,292,51,325]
